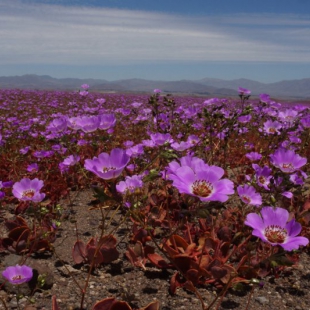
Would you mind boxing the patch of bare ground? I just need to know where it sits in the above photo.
[1,189,310,310]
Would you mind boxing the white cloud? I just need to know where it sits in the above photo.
[1,1,310,65]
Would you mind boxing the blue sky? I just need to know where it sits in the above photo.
[1,0,310,83]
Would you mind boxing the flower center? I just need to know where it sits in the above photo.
[268,127,276,133]
[258,176,266,184]
[102,166,116,173]
[282,163,294,171]
[22,189,35,198]
[12,275,23,281]
[192,180,213,197]
[264,225,287,244]
[241,195,251,204]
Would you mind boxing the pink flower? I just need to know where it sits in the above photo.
[84,148,130,180]
[245,207,309,251]
[2,265,33,285]
[12,178,45,202]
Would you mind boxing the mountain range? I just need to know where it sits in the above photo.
[0,74,309,99]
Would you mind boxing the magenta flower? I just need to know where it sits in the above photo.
[81,84,90,90]
[84,148,130,180]
[2,265,33,285]
[12,178,45,202]
[252,164,273,190]
[270,148,307,173]
[168,164,234,202]
[96,98,106,104]
[27,163,39,173]
[238,87,251,96]
[150,133,173,146]
[263,120,282,135]
[245,207,309,251]
[237,184,262,206]
[116,175,143,194]
[166,155,209,177]
[79,90,88,96]
[47,117,67,132]
[62,154,80,166]
[245,152,262,162]
[76,116,100,133]
[278,109,298,123]
[99,114,116,130]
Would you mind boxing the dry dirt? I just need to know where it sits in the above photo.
[1,189,310,310]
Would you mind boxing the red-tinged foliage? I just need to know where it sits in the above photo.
[2,216,55,254]
[92,297,159,310]
[72,235,119,265]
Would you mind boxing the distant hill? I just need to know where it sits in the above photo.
[0,74,309,99]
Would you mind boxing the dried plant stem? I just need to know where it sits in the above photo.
[0,297,8,310]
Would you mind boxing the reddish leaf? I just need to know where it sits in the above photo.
[99,235,117,248]
[220,242,230,259]
[87,246,104,265]
[92,297,116,310]
[170,235,189,251]
[170,271,184,295]
[8,226,30,241]
[173,255,192,274]
[133,241,144,257]
[100,247,119,263]
[210,266,227,279]
[186,268,199,285]
[5,216,27,231]
[125,247,146,270]
[72,240,86,264]
[147,253,171,268]
[140,300,160,310]
[110,301,132,310]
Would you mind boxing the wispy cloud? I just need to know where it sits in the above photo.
[1,0,310,66]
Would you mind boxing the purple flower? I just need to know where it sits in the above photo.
[79,91,88,96]
[96,98,106,104]
[245,152,262,162]
[238,87,251,96]
[237,184,262,206]
[47,117,67,132]
[263,120,282,135]
[0,191,5,199]
[270,148,307,173]
[99,114,116,130]
[238,114,252,123]
[116,175,143,194]
[12,178,46,202]
[33,150,54,159]
[252,164,273,190]
[150,133,173,146]
[153,89,162,93]
[27,163,39,173]
[259,93,270,103]
[81,84,90,90]
[2,265,33,285]
[20,146,31,155]
[126,144,144,158]
[62,154,80,166]
[84,148,130,180]
[289,170,307,185]
[170,141,192,151]
[278,109,298,123]
[166,155,209,177]
[245,207,309,251]
[76,116,100,133]
[168,162,234,202]
[131,101,143,108]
